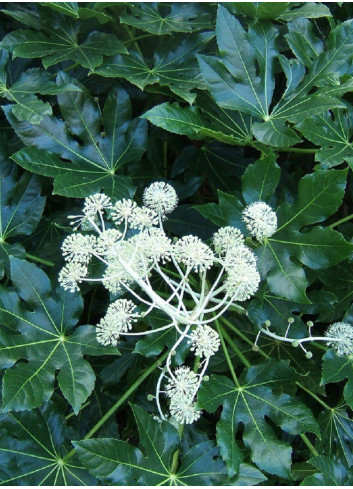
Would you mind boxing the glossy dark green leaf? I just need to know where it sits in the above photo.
[41,2,113,23]
[302,456,353,485]
[321,349,353,408]
[198,360,319,478]
[0,405,96,485]
[94,33,213,104]
[120,3,214,34]
[241,153,280,204]
[1,24,127,70]
[0,258,118,413]
[317,407,353,467]
[229,2,289,20]
[7,75,147,199]
[285,19,324,68]
[278,3,332,21]
[0,156,45,278]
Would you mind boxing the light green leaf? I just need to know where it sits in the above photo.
[7,75,147,200]
[0,258,118,413]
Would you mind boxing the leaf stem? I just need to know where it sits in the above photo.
[216,319,241,388]
[122,24,143,56]
[63,350,169,462]
[123,33,155,44]
[220,326,251,369]
[25,253,55,267]
[329,212,353,229]
[296,381,331,411]
[300,433,319,457]
[277,147,317,154]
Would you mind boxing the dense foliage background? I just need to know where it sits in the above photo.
[1,1,353,485]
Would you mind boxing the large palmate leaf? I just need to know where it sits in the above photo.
[197,159,352,303]
[321,349,353,409]
[297,105,353,168]
[6,74,147,199]
[0,51,80,124]
[120,3,214,34]
[0,405,96,485]
[143,93,254,146]
[0,156,45,278]
[198,360,319,478]
[0,258,118,413]
[75,404,227,485]
[198,6,353,147]
[302,456,353,486]
[317,407,353,468]
[94,32,213,104]
[1,9,126,70]
[229,2,331,20]
[40,2,113,23]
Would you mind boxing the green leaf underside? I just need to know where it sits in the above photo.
[0,258,118,413]
[7,74,147,200]
[0,406,96,485]
[198,360,319,478]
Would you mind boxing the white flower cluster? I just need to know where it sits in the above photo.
[325,322,353,356]
[59,183,271,424]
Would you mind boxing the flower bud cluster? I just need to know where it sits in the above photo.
[59,183,272,424]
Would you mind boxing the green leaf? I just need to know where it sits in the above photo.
[199,6,351,147]
[198,360,319,478]
[321,349,353,409]
[297,105,353,168]
[75,405,227,485]
[278,3,332,21]
[0,155,45,278]
[229,463,267,486]
[229,2,289,20]
[1,25,127,70]
[94,32,213,104]
[120,3,214,34]
[317,407,353,467]
[0,405,96,485]
[7,75,147,200]
[0,258,118,413]
[302,456,353,485]
[241,153,280,204]
[285,19,324,68]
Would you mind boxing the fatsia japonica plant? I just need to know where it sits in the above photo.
[2,1,353,486]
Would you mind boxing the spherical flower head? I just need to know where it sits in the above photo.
[61,233,96,264]
[129,206,159,230]
[223,245,257,272]
[224,262,260,301]
[325,322,353,356]
[169,399,201,425]
[143,181,178,217]
[213,227,244,255]
[242,201,277,241]
[189,325,220,358]
[96,317,120,346]
[58,262,87,293]
[83,193,111,217]
[141,228,172,263]
[173,235,214,272]
[105,299,139,333]
[165,366,199,401]
[96,229,122,256]
[111,199,137,225]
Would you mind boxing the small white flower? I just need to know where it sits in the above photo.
[142,228,173,263]
[325,322,353,356]
[189,325,220,358]
[83,193,111,216]
[111,199,137,224]
[61,234,96,264]
[165,366,199,401]
[105,299,139,332]
[96,317,121,346]
[129,206,159,230]
[143,181,178,217]
[173,235,214,272]
[169,399,201,425]
[58,262,87,292]
[213,227,244,255]
[223,245,257,272]
[96,229,122,256]
[224,263,260,301]
[242,202,277,241]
